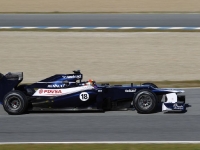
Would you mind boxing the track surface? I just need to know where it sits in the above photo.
[1,14,200,27]
[0,88,199,142]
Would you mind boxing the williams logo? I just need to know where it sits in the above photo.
[125,89,136,92]
[62,75,82,79]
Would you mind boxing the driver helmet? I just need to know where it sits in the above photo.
[86,79,94,86]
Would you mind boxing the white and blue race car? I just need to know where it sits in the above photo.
[0,70,185,115]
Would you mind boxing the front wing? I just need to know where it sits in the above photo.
[162,93,185,112]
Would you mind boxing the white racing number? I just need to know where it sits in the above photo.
[79,92,89,101]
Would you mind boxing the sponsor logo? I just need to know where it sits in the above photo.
[173,103,184,110]
[48,84,65,88]
[62,75,82,79]
[125,89,136,92]
[43,90,62,94]
[98,90,102,92]
[39,89,43,94]
[34,85,94,97]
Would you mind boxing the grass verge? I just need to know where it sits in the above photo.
[0,144,200,150]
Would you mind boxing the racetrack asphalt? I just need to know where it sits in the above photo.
[0,88,199,142]
[1,14,200,27]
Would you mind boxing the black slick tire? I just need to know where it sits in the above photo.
[3,90,28,115]
[133,90,158,114]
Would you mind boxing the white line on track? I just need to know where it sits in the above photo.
[169,27,185,29]
[1,26,200,30]
[0,27,13,29]
[1,141,200,145]
[22,27,38,29]
[95,27,110,29]
[119,27,136,29]
[144,27,161,29]
[70,27,86,29]
[46,27,61,29]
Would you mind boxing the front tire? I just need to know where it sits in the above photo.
[133,90,158,114]
[3,91,28,115]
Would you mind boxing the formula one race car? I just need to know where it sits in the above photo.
[0,70,186,115]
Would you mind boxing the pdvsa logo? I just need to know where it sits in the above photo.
[34,89,63,96]
[43,90,62,94]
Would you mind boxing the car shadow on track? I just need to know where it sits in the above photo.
[26,110,105,114]
[25,104,191,115]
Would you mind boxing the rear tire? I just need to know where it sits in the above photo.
[3,90,28,115]
[133,90,158,114]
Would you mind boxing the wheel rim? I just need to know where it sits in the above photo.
[6,96,21,111]
[138,94,153,110]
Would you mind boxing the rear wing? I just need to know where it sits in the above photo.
[0,72,23,103]
[4,72,23,81]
